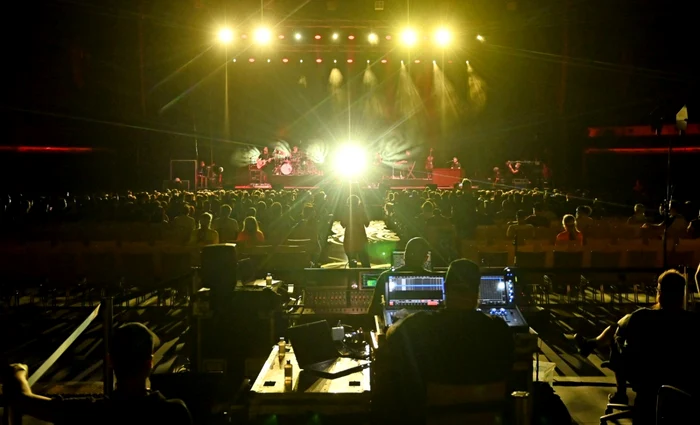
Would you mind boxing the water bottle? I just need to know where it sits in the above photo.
[278,337,286,361]
[284,360,293,391]
[266,273,272,286]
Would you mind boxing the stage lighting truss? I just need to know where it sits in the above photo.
[227,29,480,49]
[233,56,468,65]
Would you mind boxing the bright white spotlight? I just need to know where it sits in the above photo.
[254,27,272,44]
[401,29,418,47]
[368,33,379,44]
[218,28,233,44]
[332,33,339,40]
[435,28,451,47]
[476,34,485,42]
[294,32,302,40]
[334,145,367,178]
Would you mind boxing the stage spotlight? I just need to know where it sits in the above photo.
[435,28,451,47]
[381,59,387,64]
[278,34,285,39]
[267,58,271,63]
[314,34,322,40]
[476,34,485,42]
[414,59,421,64]
[232,58,237,63]
[218,28,233,44]
[401,29,418,47]
[367,59,370,64]
[386,35,392,40]
[254,27,272,44]
[316,58,322,63]
[332,33,339,40]
[300,59,304,63]
[294,32,302,40]
[334,145,367,178]
[333,59,337,63]
[368,33,379,44]
[348,35,355,40]
[249,58,255,62]
[347,59,353,63]
[282,58,289,63]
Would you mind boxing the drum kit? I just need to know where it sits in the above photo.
[271,149,321,176]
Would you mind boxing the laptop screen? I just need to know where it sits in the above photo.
[392,250,432,271]
[360,272,380,288]
[386,274,445,308]
[287,320,339,367]
[478,274,509,306]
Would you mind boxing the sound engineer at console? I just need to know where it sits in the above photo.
[371,237,431,314]
[375,259,515,423]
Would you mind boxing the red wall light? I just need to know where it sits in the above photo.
[385,35,392,40]
[347,59,353,63]
[282,58,289,63]
[278,34,285,39]
[314,34,321,40]
[249,58,255,62]
[348,35,355,40]
[414,59,421,63]
[381,59,388,64]
[315,58,323,63]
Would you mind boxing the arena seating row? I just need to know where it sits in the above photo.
[461,239,700,268]
[0,241,312,308]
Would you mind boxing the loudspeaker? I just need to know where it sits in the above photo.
[200,244,237,295]
[425,184,437,190]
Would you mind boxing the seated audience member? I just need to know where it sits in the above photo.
[189,212,219,245]
[523,203,550,228]
[627,203,649,225]
[616,269,699,423]
[574,205,594,239]
[2,323,192,425]
[372,237,431,315]
[576,268,699,410]
[211,204,239,242]
[376,259,514,424]
[642,201,688,239]
[236,216,265,244]
[506,209,535,241]
[555,214,583,245]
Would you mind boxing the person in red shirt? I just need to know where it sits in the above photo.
[236,216,265,244]
[555,214,583,245]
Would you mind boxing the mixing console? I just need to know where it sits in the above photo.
[303,288,374,314]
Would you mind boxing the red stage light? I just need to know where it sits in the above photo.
[385,35,392,40]
[314,34,321,39]
[316,58,322,63]
[282,58,289,63]
[249,58,255,62]
[347,59,353,63]
[414,59,420,63]
[348,35,355,40]
[381,59,388,63]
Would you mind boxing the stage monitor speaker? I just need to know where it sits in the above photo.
[200,244,237,295]
[271,183,284,191]
[425,184,437,190]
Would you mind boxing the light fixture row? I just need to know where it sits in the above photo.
[218,27,484,47]
[230,58,471,64]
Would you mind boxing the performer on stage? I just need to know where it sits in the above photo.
[197,160,209,189]
[507,161,521,176]
[450,157,461,170]
[257,147,273,183]
[425,148,434,179]
[492,166,501,186]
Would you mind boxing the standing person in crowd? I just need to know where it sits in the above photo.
[627,204,649,225]
[236,216,265,244]
[339,195,370,268]
[1,323,192,425]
